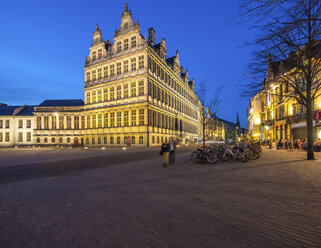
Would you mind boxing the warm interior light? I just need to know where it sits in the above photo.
[289,106,293,115]
[254,118,261,125]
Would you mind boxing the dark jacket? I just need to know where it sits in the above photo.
[160,143,170,153]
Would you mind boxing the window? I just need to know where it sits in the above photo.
[110,87,115,100]
[117,86,121,99]
[98,49,102,59]
[124,84,129,98]
[157,136,159,143]
[117,136,120,144]
[92,137,95,144]
[0,132,2,142]
[18,120,23,128]
[131,58,136,71]
[124,39,128,50]
[51,137,55,143]
[117,41,121,52]
[97,90,102,102]
[5,120,9,128]
[104,113,108,127]
[110,136,114,144]
[92,70,96,80]
[98,114,102,128]
[86,71,90,82]
[124,136,128,144]
[124,111,129,126]
[139,109,144,125]
[67,116,72,129]
[27,132,31,142]
[131,82,136,97]
[44,137,48,143]
[0,120,2,128]
[103,88,108,101]
[92,51,96,61]
[139,136,143,144]
[104,66,108,78]
[36,137,40,143]
[52,116,57,129]
[110,64,115,76]
[67,137,70,143]
[131,110,136,126]
[132,136,135,144]
[152,136,155,144]
[138,80,144,96]
[124,60,129,73]
[104,137,107,144]
[98,137,101,144]
[117,62,121,75]
[74,116,79,129]
[18,132,23,142]
[87,115,91,129]
[92,115,96,128]
[117,112,121,127]
[131,36,136,47]
[26,120,31,129]
[44,117,49,130]
[139,56,144,69]
[98,68,102,79]
[110,113,115,127]
[92,91,96,103]
[86,92,91,104]
[37,117,41,129]
[81,116,85,129]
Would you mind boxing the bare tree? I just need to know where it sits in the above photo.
[239,0,321,160]
[197,81,222,148]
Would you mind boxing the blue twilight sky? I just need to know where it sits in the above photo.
[0,0,257,128]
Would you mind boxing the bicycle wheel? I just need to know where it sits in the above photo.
[191,151,199,162]
[207,153,218,164]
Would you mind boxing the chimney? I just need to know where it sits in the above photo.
[148,27,155,46]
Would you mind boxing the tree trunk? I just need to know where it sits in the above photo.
[203,121,205,148]
[306,103,315,160]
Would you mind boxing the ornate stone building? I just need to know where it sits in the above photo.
[32,4,199,146]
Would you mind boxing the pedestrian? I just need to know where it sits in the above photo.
[169,137,176,164]
[160,139,170,168]
[289,139,293,151]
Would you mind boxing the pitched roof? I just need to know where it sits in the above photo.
[39,99,84,107]
[0,106,19,116]
[16,106,35,116]
[0,105,35,116]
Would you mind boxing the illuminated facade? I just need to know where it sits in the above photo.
[33,4,199,146]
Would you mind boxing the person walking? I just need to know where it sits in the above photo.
[160,139,170,168]
[169,137,176,164]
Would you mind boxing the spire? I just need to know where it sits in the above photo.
[136,16,139,25]
[95,24,99,31]
[236,113,240,128]
[125,2,128,12]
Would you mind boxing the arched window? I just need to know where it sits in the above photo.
[117,136,120,144]
[139,136,143,144]
[51,137,55,143]
[157,136,159,143]
[92,137,95,144]
[110,136,114,144]
[98,137,101,144]
[104,137,107,144]
[152,136,155,144]
[67,137,70,143]
[124,22,128,29]
[36,138,40,143]
[86,137,89,144]
[124,136,127,144]
[59,137,63,143]
[44,138,48,143]
[132,136,135,144]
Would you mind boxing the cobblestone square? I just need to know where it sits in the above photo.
[0,147,321,247]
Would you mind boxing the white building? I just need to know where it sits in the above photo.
[0,105,35,147]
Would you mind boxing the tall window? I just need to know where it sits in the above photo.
[110,136,114,144]
[18,120,23,128]
[117,62,121,75]
[92,115,96,128]
[92,91,96,103]
[104,113,108,127]
[117,112,121,127]
[18,132,23,142]
[103,66,108,78]
[124,84,129,98]
[124,111,129,126]
[0,133,2,142]
[132,136,135,144]
[131,36,136,47]
[131,58,136,71]
[67,116,72,129]
[110,113,115,127]
[52,116,57,129]
[124,60,129,73]
[98,114,102,128]
[117,41,121,52]
[117,85,121,99]
[5,132,9,142]
[86,92,91,104]
[138,81,144,96]
[27,120,31,128]
[97,90,102,102]
[98,49,102,59]
[131,110,136,126]
[5,120,9,128]
[124,39,128,50]
[0,120,2,128]
[110,87,115,100]
[131,82,136,97]
[117,136,120,144]
[92,70,96,80]
[44,116,49,130]
[139,56,144,69]
[37,117,41,129]
[98,68,102,79]
[92,51,96,61]
[27,132,31,142]
[139,109,144,125]
[74,116,79,129]
[81,116,85,129]
[139,136,143,144]
[86,115,91,128]
[103,88,108,101]
[86,71,90,82]
[110,64,115,76]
